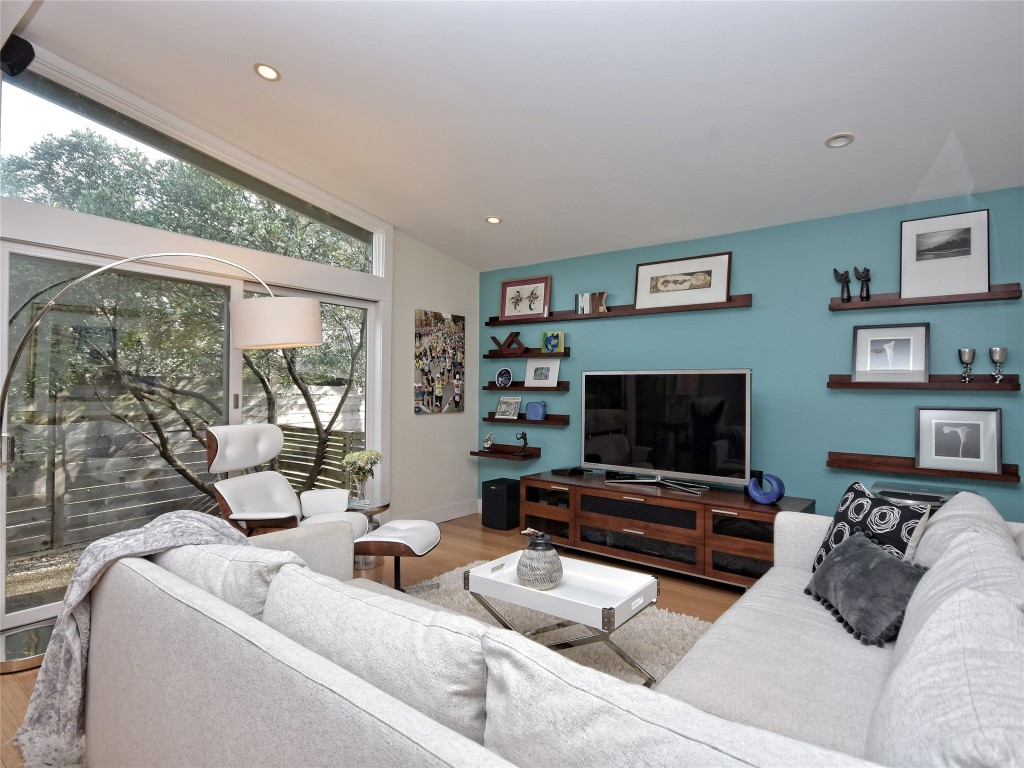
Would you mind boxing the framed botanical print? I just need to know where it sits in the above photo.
[852,323,929,383]
[916,406,1001,474]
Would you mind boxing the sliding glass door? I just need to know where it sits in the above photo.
[3,252,229,623]
[242,299,369,493]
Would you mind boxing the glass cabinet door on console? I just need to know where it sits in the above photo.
[520,479,575,545]
[575,489,705,577]
[516,472,814,588]
[704,506,775,586]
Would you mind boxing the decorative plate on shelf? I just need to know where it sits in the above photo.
[495,367,513,388]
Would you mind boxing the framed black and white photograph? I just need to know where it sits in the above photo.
[494,396,522,420]
[500,276,551,321]
[524,357,560,387]
[916,407,1001,475]
[900,210,989,300]
[634,252,731,310]
[852,323,929,383]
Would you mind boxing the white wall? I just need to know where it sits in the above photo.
[388,231,480,522]
[1,1,34,46]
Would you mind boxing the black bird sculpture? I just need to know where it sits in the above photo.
[854,266,871,301]
[833,268,851,303]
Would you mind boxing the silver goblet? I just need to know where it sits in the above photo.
[990,347,1007,385]
[958,348,975,384]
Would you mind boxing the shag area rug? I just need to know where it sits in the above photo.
[411,560,711,685]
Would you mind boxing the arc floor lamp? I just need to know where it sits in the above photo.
[1,251,323,466]
[0,251,323,671]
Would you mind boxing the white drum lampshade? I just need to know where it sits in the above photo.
[229,296,324,349]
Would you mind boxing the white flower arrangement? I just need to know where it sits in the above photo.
[342,449,382,481]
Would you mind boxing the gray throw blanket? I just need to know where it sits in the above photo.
[15,510,249,767]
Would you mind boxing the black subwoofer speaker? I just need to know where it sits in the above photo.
[482,478,520,530]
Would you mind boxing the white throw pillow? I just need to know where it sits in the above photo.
[913,492,1013,567]
[480,627,869,767]
[866,588,1024,768]
[262,565,489,744]
[151,543,305,619]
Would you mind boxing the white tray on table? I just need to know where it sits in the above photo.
[465,551,659,632]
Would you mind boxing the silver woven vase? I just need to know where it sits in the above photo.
[517,531,563,590]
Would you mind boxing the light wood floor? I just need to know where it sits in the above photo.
[1,514,742,768]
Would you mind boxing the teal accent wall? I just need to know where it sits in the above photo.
[478,188,1023,521]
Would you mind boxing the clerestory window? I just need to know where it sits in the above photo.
[0,71,375,274]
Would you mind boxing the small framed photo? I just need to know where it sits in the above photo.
[525,358,560,387]
[634,252,731,310]
[916,407,1001,475]
[500,276,552,321]
[541,330,564,354]
[900,210,989,300]
[852,323,929,383]
[494,396,522,420]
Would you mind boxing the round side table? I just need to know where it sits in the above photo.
[351,500,390,570]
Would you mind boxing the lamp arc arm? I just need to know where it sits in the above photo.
[1,252,276,463]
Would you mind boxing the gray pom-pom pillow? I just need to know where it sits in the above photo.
[806,532,928,647]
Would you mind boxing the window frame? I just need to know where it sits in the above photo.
[1,200,392,630]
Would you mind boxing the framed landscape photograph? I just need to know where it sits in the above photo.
[494,396,522,420]
[900,210,989,299]
[916,406,1001,474]
[500,276,552,321]
[525,357,560,387]
[634,252,731,310]
[851,323,929,383]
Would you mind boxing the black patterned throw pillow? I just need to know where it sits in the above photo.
[812,482,931,572]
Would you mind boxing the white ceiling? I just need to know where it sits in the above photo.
[7,1,1024,272]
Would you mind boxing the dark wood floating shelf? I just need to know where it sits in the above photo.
[470,444,542,461]
[483,412,570,426]
[827,374,1021,391]
[828,283,1021,312]
[827,452,1020,484]
[485,294,753,326]
[484,346,571,359]
[483,381,570,392]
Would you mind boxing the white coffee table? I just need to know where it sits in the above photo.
[464,552,660,686]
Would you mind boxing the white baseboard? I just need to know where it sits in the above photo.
[387,497,478,524]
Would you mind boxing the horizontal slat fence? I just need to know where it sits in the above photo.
[6,421,365,558]
[277,425,365,490]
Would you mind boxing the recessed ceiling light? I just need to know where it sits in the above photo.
[254,63,281,82]
[486,216,502,224]
[825,132,855,149]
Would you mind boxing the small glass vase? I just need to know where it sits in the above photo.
[351,477,370,507]
[517,530,562,590]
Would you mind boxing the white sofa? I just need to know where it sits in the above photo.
[80,493,1023,767]
[658,491,1024,766]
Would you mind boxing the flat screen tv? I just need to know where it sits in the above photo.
[581,369,751,493]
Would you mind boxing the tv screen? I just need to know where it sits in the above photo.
[581,369,751,489]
